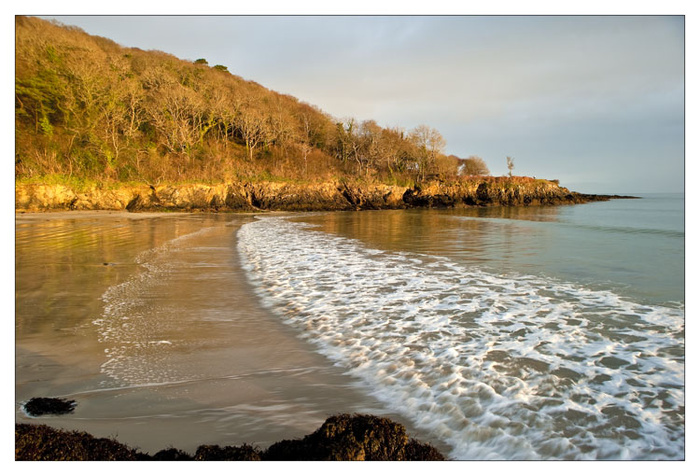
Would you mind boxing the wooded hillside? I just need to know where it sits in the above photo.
[15,16,490,187]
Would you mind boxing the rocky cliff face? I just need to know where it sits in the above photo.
[15,179,618,212]
[402,179,594,207]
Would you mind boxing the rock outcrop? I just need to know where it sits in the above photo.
[15,178,634,213]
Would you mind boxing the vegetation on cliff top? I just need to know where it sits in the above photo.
[16,16,491,189]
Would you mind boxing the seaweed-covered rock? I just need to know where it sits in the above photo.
[15,423,143,461]
[151,448,194,461]
[24,397,76,416]
[194,444,262,461]
[263,413,444,461]
[404,438,447,460]
[16,414,446,461]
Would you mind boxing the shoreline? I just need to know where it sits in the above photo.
[15,212,449,457]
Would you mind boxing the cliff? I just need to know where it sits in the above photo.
[15,177,630,213]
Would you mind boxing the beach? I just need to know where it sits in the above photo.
[15,211,439,455]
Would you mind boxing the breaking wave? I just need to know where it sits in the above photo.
[238,217,684,460]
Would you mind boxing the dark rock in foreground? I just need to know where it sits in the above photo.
[23,397,76,417]
[265,414,445,461]
[15,423,143,461]
[194,444,263,461]
[15,414,445,461]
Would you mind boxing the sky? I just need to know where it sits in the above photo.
[28,14,685,194]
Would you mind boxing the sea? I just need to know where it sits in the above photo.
[236,193,685,460]
[15,194,684,460]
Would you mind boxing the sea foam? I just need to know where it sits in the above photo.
[95,226,217,385]
[237,216,684,460]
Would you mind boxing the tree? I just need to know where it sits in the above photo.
[455,155,490,176]
[433,154,459,177]
[409,125,446,181]
[267,95,296,153]
[16,16,470,185]
[377,127,408,178]
[358,120,382,176]
[144,83,202,153]
[506,156,515,177]
[209,84,241,144]
[236,96,270,161]
[15,75,62,135]
[333,118,360,167]
[296,111,315,176]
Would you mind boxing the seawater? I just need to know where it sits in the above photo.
[237,194,684,460]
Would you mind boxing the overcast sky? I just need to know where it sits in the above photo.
[38,14,685,194]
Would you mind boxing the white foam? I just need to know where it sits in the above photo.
[238,217,685,460]
[95,226,218,386]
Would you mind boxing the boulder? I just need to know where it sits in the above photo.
[263,413,444,461]
[23,397,76,416]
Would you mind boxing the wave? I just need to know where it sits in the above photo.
[237,217,684,460]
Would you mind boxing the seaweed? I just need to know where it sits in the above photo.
[263,414,444,461]
[194,444,262,461]
[15,423,142,461]
[16,414,446,461]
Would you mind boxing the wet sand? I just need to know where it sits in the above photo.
[15,211,437,455]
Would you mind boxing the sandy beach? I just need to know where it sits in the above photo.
[15,211,431,455]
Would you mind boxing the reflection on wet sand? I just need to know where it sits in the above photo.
[16,212,434,455]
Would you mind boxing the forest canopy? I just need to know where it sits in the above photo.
[15,16,490,186]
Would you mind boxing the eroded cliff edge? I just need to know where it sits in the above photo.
[15,177,633,213]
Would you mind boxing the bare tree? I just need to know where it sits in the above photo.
[359,120,382,176]
[377,127,407,177]
[410,125,446,181]
[145,84,202,153]
[236,96,270,161]
[296,112,314,176]
[506,156,515,177]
